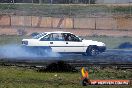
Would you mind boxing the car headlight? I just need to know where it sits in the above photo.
[98,42,105,46]
[102,43,105,46]
[22,41,28,45]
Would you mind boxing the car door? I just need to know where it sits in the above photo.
[38,33,65,52]
[63,33,85,53]
[38,34,51,49]
[48,33,66,52]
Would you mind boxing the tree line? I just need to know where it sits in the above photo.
[0,0,96,4]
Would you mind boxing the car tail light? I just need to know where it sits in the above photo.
[22,41,28,45]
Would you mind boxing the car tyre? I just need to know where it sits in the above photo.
[86,46,99,56]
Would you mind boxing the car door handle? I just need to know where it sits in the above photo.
[66,42,68,44]
[50,42,53,44]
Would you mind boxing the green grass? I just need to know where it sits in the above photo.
[0,35,132,49]
[0,66,131,88]
[0,4,132,17]
[0,35,26,45]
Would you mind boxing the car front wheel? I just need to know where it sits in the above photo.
[86,46,99,56]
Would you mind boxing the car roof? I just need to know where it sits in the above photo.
[45,31,71,34]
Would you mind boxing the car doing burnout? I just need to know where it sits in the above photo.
[22,31,106,56]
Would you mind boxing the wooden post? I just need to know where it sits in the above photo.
[51,17,53,28]
[31,16,32,27]
[95,17,96,30]
[51,0,53,4]
[39,0,42,4]
[12,0,15,4]
[89,0,90,4]
[9,15,11,26]
[73,17,75,29]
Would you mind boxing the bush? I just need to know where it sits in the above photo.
[118,42,132,49]
[17,28,27,36]
[37,61,77,72]
[30,32,39,37]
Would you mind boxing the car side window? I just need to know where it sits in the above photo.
[70,34,80,42]
[63,33,81,42]
[50,33,64,41]
[40,34,50,41]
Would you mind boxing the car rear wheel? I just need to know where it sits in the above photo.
[86,46,99,56]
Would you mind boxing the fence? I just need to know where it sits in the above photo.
[0,15,132,30]
[0,0,132,4]
[0,3,132,32]
[0,0,96,4]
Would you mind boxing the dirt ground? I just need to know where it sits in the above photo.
[0,27,132,37]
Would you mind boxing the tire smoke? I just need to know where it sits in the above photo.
[0,44,60,58]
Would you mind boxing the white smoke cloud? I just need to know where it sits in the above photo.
[0,44,60,58]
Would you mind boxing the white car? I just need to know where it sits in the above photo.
[22,31,106,56]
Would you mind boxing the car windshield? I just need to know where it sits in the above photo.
[33,33,47,39]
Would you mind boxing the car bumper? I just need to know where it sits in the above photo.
[98,46,106,52]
